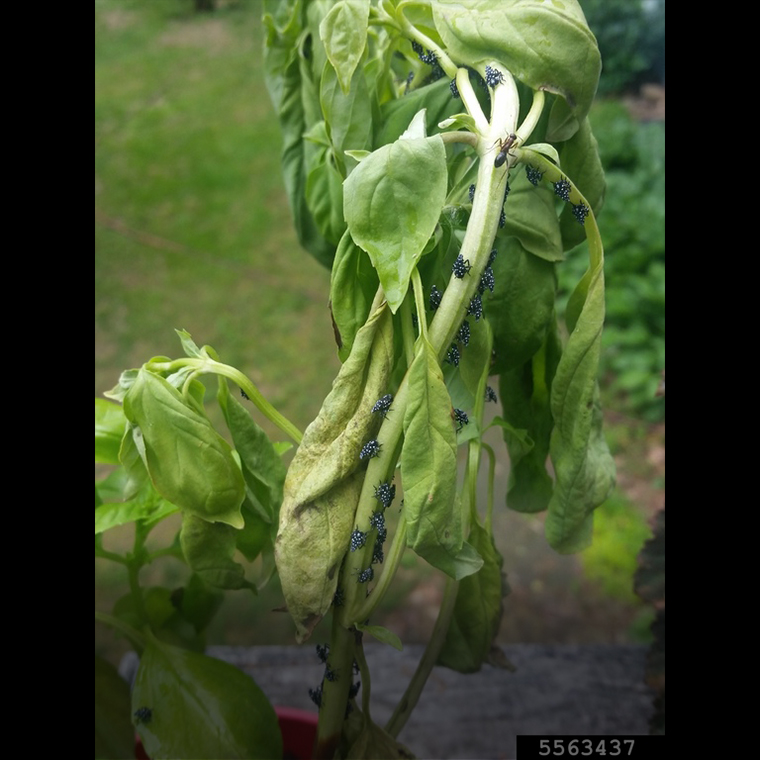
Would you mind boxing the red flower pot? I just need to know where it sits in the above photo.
[275,706,319,760]
[134,706,318,760]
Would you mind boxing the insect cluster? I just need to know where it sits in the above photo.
[311,644,362,717]
[453,408,469,432]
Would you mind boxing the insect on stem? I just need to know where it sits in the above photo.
[494,132,518,168]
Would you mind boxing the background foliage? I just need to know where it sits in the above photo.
[96,0,664,662]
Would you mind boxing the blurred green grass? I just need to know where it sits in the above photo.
[95,0,661,659]
[95,0,340,432]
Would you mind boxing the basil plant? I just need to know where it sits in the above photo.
[96,1,615,757]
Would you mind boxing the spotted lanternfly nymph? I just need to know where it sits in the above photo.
[134,707,152,724]
[372,541,384,565]
[316,643,330,663]
[468,184,476,202]
[526,165,544,186]
[349,681,361,699]
[488,248,498,265]
[485,386,498,403]
[499,208,506,228]
[350,528,367,552]
[240,389,249,400]
[373,481,395,510]
[370,511,386,539]
[450,79,460,98]
[457,320,470,347]
[412,40,437,66]
[357,567,374,584]
[484,65,504,88]
[333,587,345,607]
[467,294,483,321]
[429,285,442,311]
[453,408,469,432]
[309,685,323,708]
[494,132,517,168]
[359,439,381,460]
[445,343,460,366]
[371,394,393,418]
[478,266,495,295]
[553,178,572,202]
[572,202,590,225]
[324,665,339,682]
[452,254,472,279]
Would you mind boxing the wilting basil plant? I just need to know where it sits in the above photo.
[95,1,615,757]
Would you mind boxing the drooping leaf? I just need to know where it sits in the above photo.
[122,369,245,529]
[219,389,286,527]
[546,203,615,552]
[329,229,380,361]
[264,11,335,267]
[558,117,606,250]
[320,59,373,168]
[320,0,369,94]
[402,337,481,579]
[180,514,255,592]
[133,638,282,760]
[431,0,601,127]
[498,323,562,514]
[437,520,507,673]
[276,305,394,640]
[344,136,448,312]
[488,238,557,375]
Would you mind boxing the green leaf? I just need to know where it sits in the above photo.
[175,328,204,359]
[437,520,507,673]
[95,655,134,760]
[320,49,373,161]
[220,390,286,526]
[329,229,380,361]
[180,514,254,592]
[488,238,557,375]
[402,337,476,578]
[501,171,563,262]
[264,19,335,268]
[123,369,245,529]
[498,323,561,514]
[320,0,369,94]
[377,78,457,148]
[305,145,347,245]
[432,0,601,125]
[175,574,225,635]
[133,638,282,760]
[95,475,178,534]
[96,399,127,465]
[547,225,615,552]
[355,622,403,650]
[344,136,448,312]
[457,316,492,403]
[276,305,394,640]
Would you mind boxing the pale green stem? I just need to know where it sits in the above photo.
[147,357,303,444]
[384,575,460,738]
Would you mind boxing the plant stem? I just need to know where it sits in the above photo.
[315,620,357,760]
[384,575,460,738]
